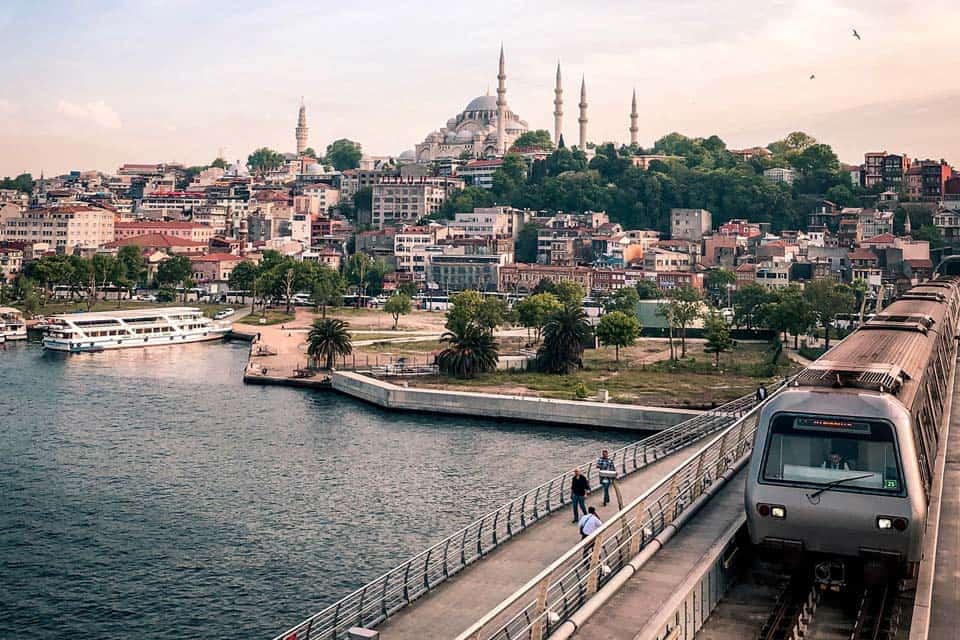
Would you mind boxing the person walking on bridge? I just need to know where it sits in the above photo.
[570,468,590,522]
[596,450,616,506]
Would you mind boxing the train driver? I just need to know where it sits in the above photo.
[821,451,852,470]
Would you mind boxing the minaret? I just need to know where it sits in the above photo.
[578,76,588,150]
[629,89,639,147]
[553,62,563,147]
[496,45,507,155]
[295,98,308,155]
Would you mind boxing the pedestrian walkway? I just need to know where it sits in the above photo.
[375,444,703,639]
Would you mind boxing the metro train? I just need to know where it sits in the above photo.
[745,270,960,584]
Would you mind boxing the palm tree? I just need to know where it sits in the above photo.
[307,318,352,370]
[437,323,499,378]
[537,304,593,374]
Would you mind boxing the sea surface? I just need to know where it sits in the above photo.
[0,340,638,639]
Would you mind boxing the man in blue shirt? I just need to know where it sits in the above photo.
[596,449,616,506]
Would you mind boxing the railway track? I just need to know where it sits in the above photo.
[695,553,912,640]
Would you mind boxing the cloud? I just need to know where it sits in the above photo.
[56,100,122,129]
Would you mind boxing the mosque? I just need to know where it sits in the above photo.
[290,47,641,166]
[409,47,640,164]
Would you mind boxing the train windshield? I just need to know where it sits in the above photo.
[761,414,903,493]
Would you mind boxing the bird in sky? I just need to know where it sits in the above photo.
[810,74,816,80]
[852,28,861,40]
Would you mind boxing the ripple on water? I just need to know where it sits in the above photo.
[0,341,640,638]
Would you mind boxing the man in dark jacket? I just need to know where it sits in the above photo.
[571,468,589,522]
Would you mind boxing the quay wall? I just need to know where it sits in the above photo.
[331,371,699,431]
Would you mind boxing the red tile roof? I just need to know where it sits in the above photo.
[863,233,896,244]
[735,263,756,273]
[191,253,243,262]
[103,233,207,248]
[115,221,208,230]
[848,248,878,261]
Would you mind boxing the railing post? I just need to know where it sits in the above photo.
[529,575,552,640]
[629,501,646,556]
[586,532,605,595]
[715,431,729,477]
[693,451,705,498]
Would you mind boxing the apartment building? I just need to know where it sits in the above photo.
[371,177,463,229]
[114,221,214,243]
[1,204,114,252]
[427,253,508,292]
[670,208,712,242]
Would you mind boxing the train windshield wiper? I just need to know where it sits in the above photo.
[807,473,874,501]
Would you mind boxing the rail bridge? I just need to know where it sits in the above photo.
[273,319,960,640]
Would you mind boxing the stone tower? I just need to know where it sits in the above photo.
[295,98,308,155]
[553,62,563,147]
[578,76,588,150]
[496,45,507,155]
[904,211,912,236]
[630,89,639,147]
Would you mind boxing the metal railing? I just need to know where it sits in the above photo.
[454,387,780,640]
[271,389,772,640]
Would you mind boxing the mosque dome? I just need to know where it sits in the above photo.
[398,149,416,161]
[456,128,476,142]
[305,163,325,175]
[464,95,498,112]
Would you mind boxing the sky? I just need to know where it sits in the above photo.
[1,0,958,177]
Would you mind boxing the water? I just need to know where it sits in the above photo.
[0,341,638,639]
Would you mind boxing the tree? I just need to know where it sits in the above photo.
[396,282,419,298]
[277,263,311,314]
[307,318,353,369]
[310,267,345,317]
[445,290,510,333]
[344,253,373,302]
[352,187,373,214]
[702,311,733,367]
[156,255,193,302]
[0,173,34,193]
[511,129,554,151]
[665,285,702,358]
[491,153,527,199]
[246,147,284,176]
[734,283,774,330]
[514,292,562,342]
[635,279,662,300]
[384,294,412,330]
[116,245,146,301]
[804,279,856,349]
[913,224,944,249]
[776,285,817,348]
[325,139,363,171]
[210,157,228,169]
[604,287,640,315]
[596,311,640,361]
[303,147,318,159]
[437,323,499,378]
[91,253,119,305]
[552,280,585,307]
[704,269,736,305]
[228,260,259,305]
[537,304,593,374]
[514,223,540,263]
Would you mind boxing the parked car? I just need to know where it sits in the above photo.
[213,308,236,320]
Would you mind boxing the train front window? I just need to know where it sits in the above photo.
[761,415,902,493]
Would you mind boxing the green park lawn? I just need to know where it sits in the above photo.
[415,342,796,408]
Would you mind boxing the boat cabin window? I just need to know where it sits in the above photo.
[761,414,903,493]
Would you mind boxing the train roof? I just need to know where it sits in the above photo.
[797,277,960,409]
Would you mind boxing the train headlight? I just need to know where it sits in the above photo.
[756,503,786,519]
[876,516,908,531]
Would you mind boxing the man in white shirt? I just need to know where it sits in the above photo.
[579,506,602,540]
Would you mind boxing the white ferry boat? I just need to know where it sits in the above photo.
[0,307,28,341]
[42,307,232,353]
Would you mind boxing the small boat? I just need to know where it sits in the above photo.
[0,307,28,341]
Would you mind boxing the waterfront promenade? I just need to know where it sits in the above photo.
[237,312,698,430]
